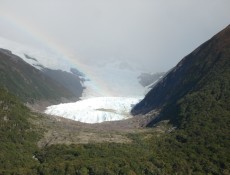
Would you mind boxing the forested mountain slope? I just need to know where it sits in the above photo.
[129,24,230,175]
[132,25,230,125]
[0,88,40,174]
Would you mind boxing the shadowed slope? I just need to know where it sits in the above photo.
[132,24,230,124]
[0,49,81,104]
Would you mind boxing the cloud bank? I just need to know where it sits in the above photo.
[0,0,230,72]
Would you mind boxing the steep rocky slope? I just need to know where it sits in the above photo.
[0,49,82,104]
[132,25,230,125]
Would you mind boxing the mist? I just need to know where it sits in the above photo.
[0,0,230,72]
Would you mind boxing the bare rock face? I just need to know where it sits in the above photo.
[138,72,164,87]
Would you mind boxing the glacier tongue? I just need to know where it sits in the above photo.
[45,97,142,124]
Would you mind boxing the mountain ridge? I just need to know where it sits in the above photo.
[0,48,83,104]
[131,24,230,125]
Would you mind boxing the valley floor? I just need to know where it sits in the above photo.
[31,110,162,147]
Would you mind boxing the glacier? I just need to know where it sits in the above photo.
[0,37,148,97]
[0,37,155,123]
[45,97,142,123]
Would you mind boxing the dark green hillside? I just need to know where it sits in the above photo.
[157,25,230,124]
[0,88,40,174]
[0,49,77,103]
[132,25,230,124]
[130,25,230,174]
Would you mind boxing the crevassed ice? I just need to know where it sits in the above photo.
[45,97,142,124]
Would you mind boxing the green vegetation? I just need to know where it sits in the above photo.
[154,52,230,174]
[0,88,40,174]
[33,87,230,175]
[0,49,75,103]
[0,86,228,174]
[0,26,229,174]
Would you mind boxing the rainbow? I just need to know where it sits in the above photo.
[0,9,112,97]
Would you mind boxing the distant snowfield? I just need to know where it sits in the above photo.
[0,37,73,72]
[45,97,142,124]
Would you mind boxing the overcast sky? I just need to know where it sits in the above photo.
[0,0,230,72]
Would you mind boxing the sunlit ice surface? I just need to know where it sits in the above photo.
[45,97,142,124]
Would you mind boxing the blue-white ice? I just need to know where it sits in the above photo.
[45,97,142,124]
